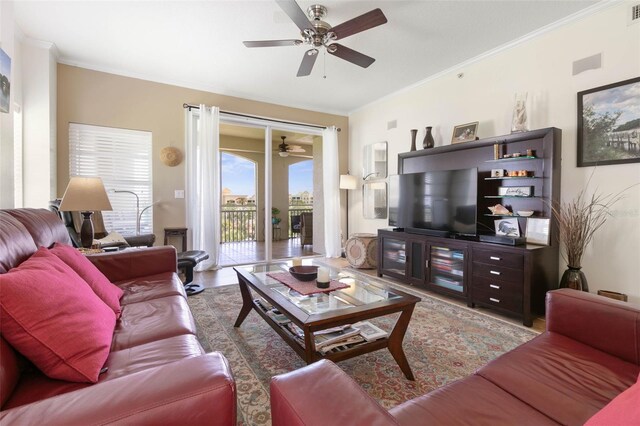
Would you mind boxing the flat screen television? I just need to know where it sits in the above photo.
[389,168,478,236]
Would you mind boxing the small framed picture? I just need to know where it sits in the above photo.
[525,218,550,245]
[451,121,479,144]
[498,186,532,197]
[494,218,520,237]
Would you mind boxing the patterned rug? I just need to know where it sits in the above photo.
[187,280,538,425]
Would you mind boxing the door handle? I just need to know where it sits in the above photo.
[490,256,501,261]
[425,260,429,269]
[490,297,500,303]
[490,270,501,275]
[490,284,500,289]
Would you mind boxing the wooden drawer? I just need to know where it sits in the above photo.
[472,288,523,313]
[472,275,522,296]
[473,249,523,269]
[473,262,523,283]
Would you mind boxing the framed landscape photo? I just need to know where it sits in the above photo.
[577,77,640,167]
[451,121,479,144]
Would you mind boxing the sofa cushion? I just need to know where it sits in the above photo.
[389,375,558,426]
[0,248,116,383]
[117,272,185,305]
[477,332,640,425]
[3,334,205,410]
[0,212,37,274]
[5,209,71,249]
[50,243,124,317]
[111,295,196,351]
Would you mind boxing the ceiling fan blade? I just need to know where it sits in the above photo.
[330,8,387,40]
[297,49,318,77]
[276,0,314,33]
[243,39,301,48]
[328,44,375,68]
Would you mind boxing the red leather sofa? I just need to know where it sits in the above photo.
[270,289,640,425]
[0,209,236,425]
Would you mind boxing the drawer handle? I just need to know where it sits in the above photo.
[490,284,500,289]
[490,270,501,276]
[490,256,501,261]
[490,297,500,303]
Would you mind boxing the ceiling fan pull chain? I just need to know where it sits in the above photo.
[323,50,327,79]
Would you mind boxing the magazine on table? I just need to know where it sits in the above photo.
[313,326,361,349]
[352,321,388,341]
[318,335,366,354]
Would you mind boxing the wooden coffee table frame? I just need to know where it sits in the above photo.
[233,267,421,380]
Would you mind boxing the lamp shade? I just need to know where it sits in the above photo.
[59,177,113,212]
[339,174,357,190]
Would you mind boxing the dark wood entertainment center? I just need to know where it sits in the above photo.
[377,128,561,326]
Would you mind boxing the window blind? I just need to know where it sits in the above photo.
[69,123,153,236]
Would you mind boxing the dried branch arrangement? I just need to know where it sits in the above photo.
[549,182,632,268]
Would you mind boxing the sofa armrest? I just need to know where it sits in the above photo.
[0,353,236,426]
[88,246,177,282]
[270,360,397,426]
[546,289,640,365]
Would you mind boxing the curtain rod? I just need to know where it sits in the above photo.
[182,103,340,132]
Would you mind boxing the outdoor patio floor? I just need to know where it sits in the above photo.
[218,237,318,266]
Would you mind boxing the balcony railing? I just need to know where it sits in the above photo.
[221,205,313,243]
[221,207,257,243]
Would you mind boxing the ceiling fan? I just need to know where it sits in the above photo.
[277,136,306,157]
[243,0,387,77]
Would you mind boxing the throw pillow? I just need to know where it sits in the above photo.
[50,242,123,317]
[0,248,116,383]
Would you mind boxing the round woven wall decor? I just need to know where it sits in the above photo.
[160,147,183,167]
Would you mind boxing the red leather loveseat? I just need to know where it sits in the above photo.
[270,289,640,425]
[0,208,236,425]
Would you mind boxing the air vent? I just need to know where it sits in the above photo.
[631,4,640,25]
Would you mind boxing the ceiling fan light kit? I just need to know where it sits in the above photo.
[243,1,387,77]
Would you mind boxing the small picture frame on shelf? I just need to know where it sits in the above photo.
[498,186,533,197]
[491,169,506,177]
[495,218,520,237]
[451,121,479,144]
[525,218,550,245]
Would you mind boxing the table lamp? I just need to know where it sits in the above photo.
[59,177,113,248]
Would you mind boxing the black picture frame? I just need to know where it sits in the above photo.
[577,76,640,167]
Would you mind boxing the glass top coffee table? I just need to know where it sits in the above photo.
[233,261,421,380]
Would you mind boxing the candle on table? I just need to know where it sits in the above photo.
[317,267,330,283]
[292,257,302,266]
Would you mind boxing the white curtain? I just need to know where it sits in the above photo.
[185,105,220,270]
[322,126,341,257]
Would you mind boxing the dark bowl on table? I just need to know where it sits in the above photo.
[289,265,319,282]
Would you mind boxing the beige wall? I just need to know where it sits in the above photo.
[348,3,640,302]
[57,64,348,248]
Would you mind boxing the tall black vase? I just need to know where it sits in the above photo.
[410,129,418,151]
[559,266,589,291]
[423,126,434,149]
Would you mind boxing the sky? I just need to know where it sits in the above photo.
[221,152,313,196]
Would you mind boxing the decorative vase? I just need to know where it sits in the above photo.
[559,266,589,292]
[423,126,434,149]
[410,129,418,152]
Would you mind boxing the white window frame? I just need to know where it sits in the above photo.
[68,123,153,236]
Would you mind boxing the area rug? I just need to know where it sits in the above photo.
[187,282,538,426]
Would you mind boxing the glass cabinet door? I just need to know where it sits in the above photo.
[429,245,465,294]
[381,237,407,277]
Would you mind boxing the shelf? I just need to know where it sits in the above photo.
[485,156,539,163]
[484,177,542,180]
[484,196,541,199]
[484,214,542,218]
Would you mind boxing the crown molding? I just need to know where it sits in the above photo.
[349,0,622,116]
[22,37,59,59]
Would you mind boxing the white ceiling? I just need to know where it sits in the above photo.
[13,1,600,115]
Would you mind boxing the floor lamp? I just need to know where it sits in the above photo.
[339,174,357,246]
[59,177,113,248]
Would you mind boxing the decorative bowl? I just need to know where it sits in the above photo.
[517,210,534,217]
[289,265,319,282]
